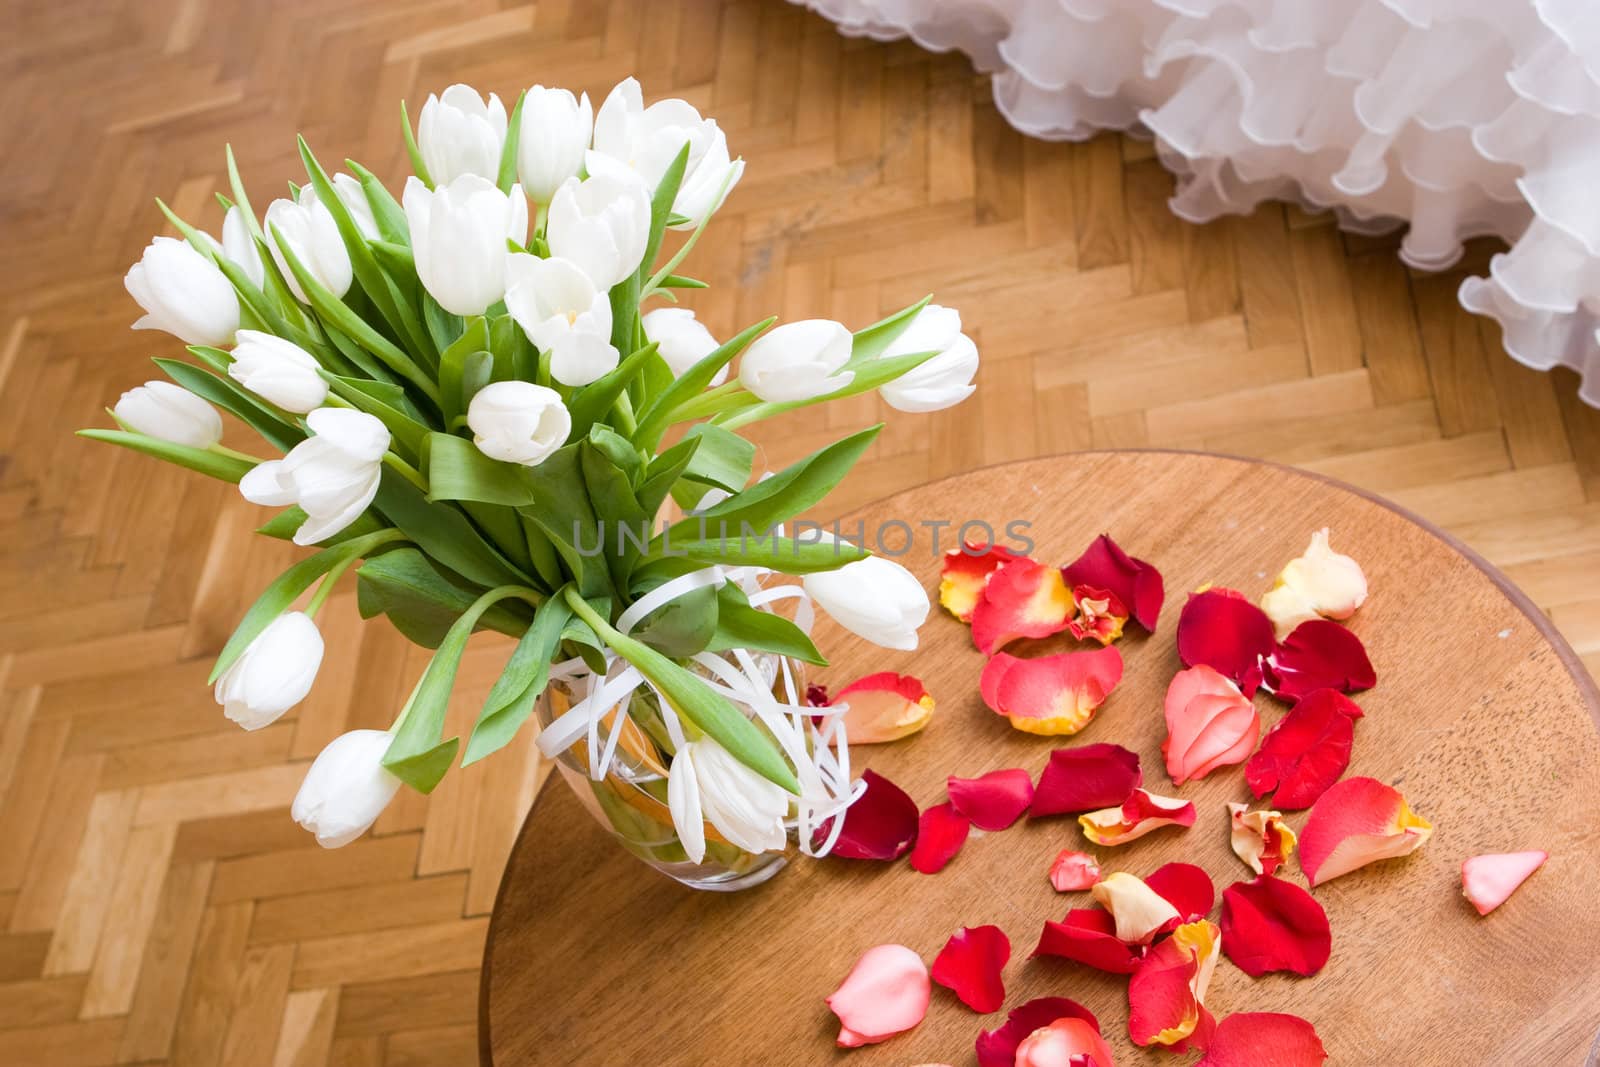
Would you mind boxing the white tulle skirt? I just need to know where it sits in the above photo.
[794,0,1600,404]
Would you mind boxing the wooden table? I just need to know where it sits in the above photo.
[481,451,1600,1066]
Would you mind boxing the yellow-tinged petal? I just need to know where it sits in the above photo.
[1092,872,1180,944]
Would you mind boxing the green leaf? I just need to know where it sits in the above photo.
[400,100,433,186]
[678,423,753,493]
[564,342,661,442]
[579,428,648,593]
[847,295,931,363]
[629,581,718,659]
[355,547,533,648]
[636,434,701,519]
[224,145,263,241]
[463,589,573,765]
[658,274,708,289]
[560,607,610,674]
[437,316,491,424]
[715,348,941,431]
[640,142,691,281]
[374,466,530,589]
[632,317,773,451]
[347,162,410,245]
[423,293,463,357]
[637,534,868,581]
[497,91,526,194]
[257,506,385,544]
[425,431,535,506]
[706,584,825,665]
[152,358,304,452]
[77,429,254,483]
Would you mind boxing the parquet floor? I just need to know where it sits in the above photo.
[2,1,1598,1064]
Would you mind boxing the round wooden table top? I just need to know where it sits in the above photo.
[481,451,1600,1067]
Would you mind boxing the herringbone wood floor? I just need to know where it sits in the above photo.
[2,1,1598,1064]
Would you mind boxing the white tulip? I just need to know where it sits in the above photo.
[738,319,855,403]
[589,77,744,227]
[265,186,353,303]
[124,235,240,346]
[332,173,380,239]
[467,381,571,467]
[877,304,979,413]
[516,86,593,203]
[239,408,388,546]
[545,173,651,290]
[114,380,224,448]
[504,254,618,386]
[417,83,507,184]
[227,329,328,413]
[642,307,728,385]
[803,541,930,651]
[291,729,403,848]
[214,611,324,730]
[667,736,792,864]
[403,175,528,316]
[221,205,265,289]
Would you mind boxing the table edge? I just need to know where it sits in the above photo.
[477,447,1600,1067]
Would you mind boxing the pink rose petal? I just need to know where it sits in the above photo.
[1049,849,1102,892]
[976,997,1102,1067]
[1462,850,1547,915]
[826,943,930,1047]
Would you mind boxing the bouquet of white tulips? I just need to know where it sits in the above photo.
[84,79,979,867]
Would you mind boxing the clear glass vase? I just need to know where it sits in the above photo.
[533,653,796,892]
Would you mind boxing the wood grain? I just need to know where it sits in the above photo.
[484,451,1600,1066]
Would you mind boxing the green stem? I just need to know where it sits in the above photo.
[208,443,266,465]
[383,452,429,492]
[307,527,409,618]
[640,167,739,300]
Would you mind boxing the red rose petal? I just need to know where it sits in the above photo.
[1031,743,1143,818]
[976,997,1101,1067]
[909,802,971,874]
[1032,908,1144,974]
[931,924,1010,1013]
[1176,588,1276,696]
[980,648,1124,736]
[1062,533,1165,631]
[1195,1012,1328,1067]
[1245,688,1363,810]
[818,769,919,861]
[1267,619,1376,700]
[948,768,1035,831]
[1080,788,1197,846]
[1067,584,1129,645]
[1049,850,1102,891]
[1147,861,1215,922]
[831,671,935,744]
[1220,875,1331,977]
[1298,776,1432,887]
[939,540,1025,622]
[971,558,1074,654]
[1127,921,1220,1050]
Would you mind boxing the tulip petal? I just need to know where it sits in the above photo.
[1220,875,1331,977]
[970,558,1074,654]
[1127,920,1220,1050]
[1462,850,1547,915]
[1031,742,1143,817]
[980,648,1124,736]
[1014,1017,1118,1067]
[1080,789,1197,846]
[1061,533,1165,631]
[1298,776,1432,887]
[831,671,935,744]
[1066,584,1129,646]
[1228,802,1298,876]
[1146,861,1216,922]
[976,997,1102,1067]
[909,802,971,875]
[948,768,1035,831]
[1049,849,1102,892]
[1176,589,1276,696]
[1195,1013,1327,1067]
[931,925,1010,1013]
[939,540,1025,622]
[1245,688,1363,810]
[818,769,920,861]
[826,943,930,1047]
[1266,620,1376,700]
[1091,872,1182,944]
[1032,908,1145,974]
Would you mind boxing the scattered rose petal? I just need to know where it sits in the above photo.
[1462,850,1547,915]
[1050,850,1102,892]
[1260,529,1367,640]
[939,540,1025,622]
[1091,872,1181,944]
[976,997,1101,1067]
[1228,802,1298,876]
[1127,920,1220,1050]
[1162,665,1259,784]
[1031,743,1143,818]
[948,768,1035,831]
[829,671,935,744]
[1260,583,1319,644]
[1080,789,1197,846]
[1245,688,1364,810]
[931,925,1010,1013]
[1176,588,1275,695]
[805,683,830,707]
[1299,776,1432,887]
[1067,584,1128,645]
[971,558,1075,654]
[1014,1017,1118,1067]
[980,648,1124,736]
[1220,875,1331,977]
[1195,1012,1328,1066]
[1032,909,1144,974]
[1062,533,1165,631]
[1146,861,1216,922]
[819,769,919,861]
[1266,619,1376,701]
[909,802,970,875]
[826,943,930,1047]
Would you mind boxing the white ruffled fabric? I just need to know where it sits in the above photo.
[793,0,1600,404]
